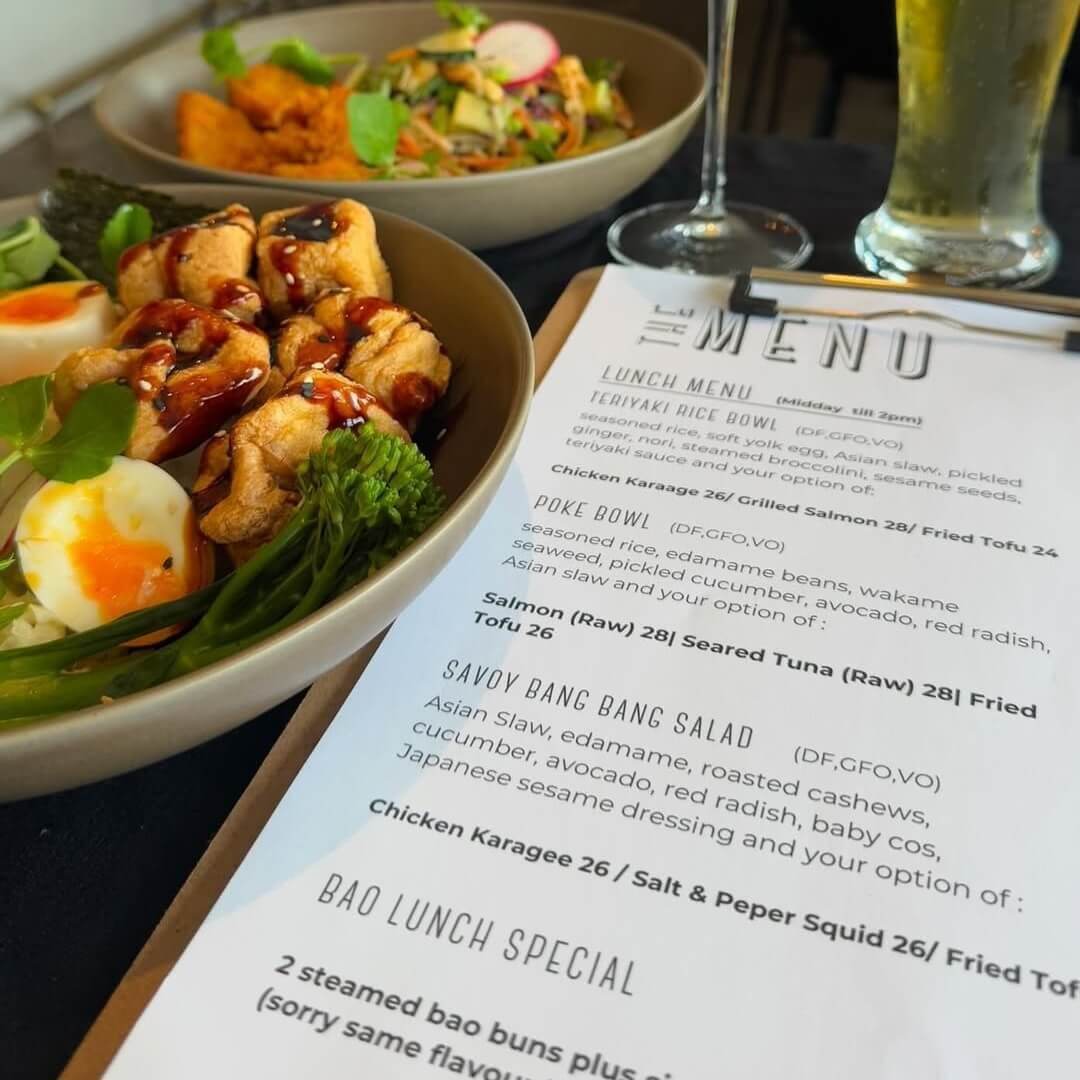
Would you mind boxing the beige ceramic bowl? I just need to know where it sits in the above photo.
[94,2,706,249]
[0,184,533,801]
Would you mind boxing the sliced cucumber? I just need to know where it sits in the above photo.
[417,28,477,60]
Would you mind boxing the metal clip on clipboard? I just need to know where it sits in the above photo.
[728,270,1080,354]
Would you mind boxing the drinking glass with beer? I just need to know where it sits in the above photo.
[856,0,1080,288]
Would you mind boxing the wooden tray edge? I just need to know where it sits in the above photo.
[60,265,605,1079]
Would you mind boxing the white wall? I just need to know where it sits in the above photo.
[0,0,207,150]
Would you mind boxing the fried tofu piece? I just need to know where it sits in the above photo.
[176,91,271,174]
[256,199,392,319]
[275,291,450,431]
[226,63,327,129]
[194,370,408,554]
[117,204,265,324]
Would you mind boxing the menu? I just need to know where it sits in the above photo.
[105,268,1080,1078]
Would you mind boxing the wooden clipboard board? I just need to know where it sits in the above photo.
[63,263,1080,1077]
[61,265,605,1079]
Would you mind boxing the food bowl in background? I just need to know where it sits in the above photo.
[0,184,533,801]
[94,3,707,249]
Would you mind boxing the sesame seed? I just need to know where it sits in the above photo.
[284,272,296,285]
[311,361,325,370]
[214,429,227,438]
[283,244,297,254]
[162,556,174,570]
[136,379,153,392]
[311,218,323,227]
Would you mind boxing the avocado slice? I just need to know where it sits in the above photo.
[450,89,495,136]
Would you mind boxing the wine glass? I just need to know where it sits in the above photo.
[608,0,813,275]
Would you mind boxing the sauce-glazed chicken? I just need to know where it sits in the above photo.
[117,204,266,325]
[274,292,451,432]
[54,299,271,463]
[256,199,392,319]
[193,370,408,560]
[52,197,449,562]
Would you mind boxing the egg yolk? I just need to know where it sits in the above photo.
[67,500,193,623]
[0,284,80,325]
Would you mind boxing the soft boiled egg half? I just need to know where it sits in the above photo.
[15,457,212,633]
[0,280,115,384]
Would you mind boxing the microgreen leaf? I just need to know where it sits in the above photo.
[584,57,621,82]
[267,38,336,84]
[201,27,247,78]
[26,383,136,483]
[98,203,153,278]
[0,376,49,451]
[0,553,15,574]
[346,92,409,166]
[0,218,61,290]
[435,1,491,30]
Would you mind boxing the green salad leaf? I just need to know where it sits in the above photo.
[347,92,410,166]
[0,376,136,484]
[0,218,62,290]
[26,383,137,483]
[98,203,153,278]
[436,1,492,30]
[267,37,336,84]
[201,26,247,78]
[584,57,621,82]
[0,376,50,452]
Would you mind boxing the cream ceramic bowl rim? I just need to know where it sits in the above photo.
[0,183,534,762]
[93,1,707,197]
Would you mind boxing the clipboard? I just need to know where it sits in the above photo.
[60,265,1080,1077]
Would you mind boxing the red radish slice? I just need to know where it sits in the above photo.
[476,21,560,88]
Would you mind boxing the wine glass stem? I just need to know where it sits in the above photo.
[694,0,736,222]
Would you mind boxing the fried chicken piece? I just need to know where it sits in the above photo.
[261,84,357,166]
[117,204,265,324]
[275,291,450,431]
[268,158,375,181]
[176,91,271,174]
[226,63,328,129]
[256,199,392,320]
[194,370,408,556]
[54,300,270,463]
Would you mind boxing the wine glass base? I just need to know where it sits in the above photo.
[608,200,813,276]
[855,205,1060,290]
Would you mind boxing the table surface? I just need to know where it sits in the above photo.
[4,108,1080,1080]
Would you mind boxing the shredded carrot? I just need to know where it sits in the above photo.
[397,129,425,158]
[459,155,513,171]
[506,137,523,157]
[556,117,585,158]
[386,46,418,63]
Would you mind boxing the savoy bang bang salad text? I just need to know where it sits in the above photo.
[0,174,449,724]
[179,2,636,179]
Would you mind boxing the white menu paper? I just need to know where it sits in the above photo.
[107,267,1080,1078]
